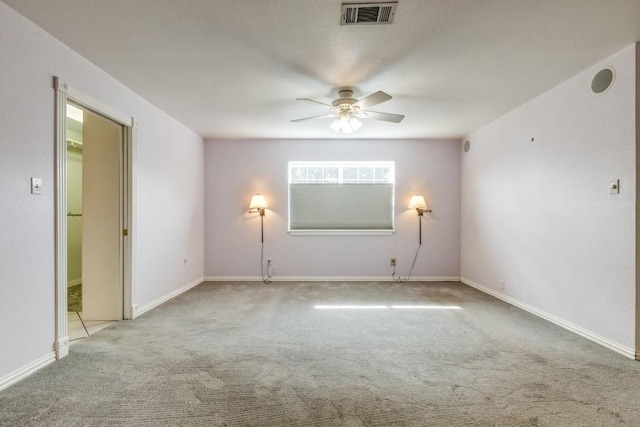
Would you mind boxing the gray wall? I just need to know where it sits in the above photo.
[204,138,461,279]
[0,2,205,382]
[461,43,637,352]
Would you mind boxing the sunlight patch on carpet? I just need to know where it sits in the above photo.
[314,304,461,310]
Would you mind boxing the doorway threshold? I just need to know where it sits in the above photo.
[68,311,117,343]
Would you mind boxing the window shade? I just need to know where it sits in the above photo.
[289,183,393,230]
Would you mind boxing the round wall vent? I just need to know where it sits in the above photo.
[463,140,470,152]
[591,68,615,94]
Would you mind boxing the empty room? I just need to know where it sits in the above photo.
[2,0,640,425]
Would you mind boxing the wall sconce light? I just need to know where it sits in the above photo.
[249,194,272,284]
[249,194,267,216]
[393,194,433,283]
[249,194,267,243]
[408,194,431,244]
[408,194,431,216]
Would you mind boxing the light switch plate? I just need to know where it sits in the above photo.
[31,177,42,195]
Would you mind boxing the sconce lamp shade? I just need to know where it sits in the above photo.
[249,194,267,210]
[408,195,427,210]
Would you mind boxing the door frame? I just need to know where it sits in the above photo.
[53,77,137,359]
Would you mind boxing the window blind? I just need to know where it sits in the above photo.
[289,183,393,230]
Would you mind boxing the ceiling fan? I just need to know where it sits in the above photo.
[291,89,404,134]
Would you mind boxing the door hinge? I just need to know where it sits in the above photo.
[123,229,128,236]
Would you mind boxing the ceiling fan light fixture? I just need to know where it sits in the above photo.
[330,113,362,134]
[293,89,402,132]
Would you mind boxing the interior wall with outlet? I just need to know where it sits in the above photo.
[204,138,460,279]
[0,2,204,384]
[461,43,637,350]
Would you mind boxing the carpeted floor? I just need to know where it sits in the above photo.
[67,284,82,313]
[1,281,640,426]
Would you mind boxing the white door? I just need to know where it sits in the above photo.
[81,108,124,321]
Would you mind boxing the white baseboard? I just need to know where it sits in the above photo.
[204,276,461,282]
[0,352,56,392]
[461,277,636,360]
[67,278,82,288]
[133,277,204,319]
[55,336,69,359]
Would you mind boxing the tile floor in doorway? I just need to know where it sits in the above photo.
[68,312,117,342]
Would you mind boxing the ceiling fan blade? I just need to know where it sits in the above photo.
[358,111,405,123]
[352,91,392,110]
[296,98,333,107]
[291,113,338,123]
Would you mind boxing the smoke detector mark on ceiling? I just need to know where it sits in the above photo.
[341,2,398,25]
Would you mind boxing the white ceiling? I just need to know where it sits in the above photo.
[4,0,640,140]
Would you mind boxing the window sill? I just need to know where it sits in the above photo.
[288,230,395,236]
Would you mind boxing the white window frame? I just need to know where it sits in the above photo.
[288,161,395,236]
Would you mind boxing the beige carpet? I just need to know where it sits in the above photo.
[67,284,82,313]
[1,281,639,426]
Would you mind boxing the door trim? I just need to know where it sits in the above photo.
[53,77,137,359]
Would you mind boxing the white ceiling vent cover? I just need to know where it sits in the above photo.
[341,2,398,25]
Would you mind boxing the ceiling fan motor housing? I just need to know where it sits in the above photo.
[332,89,359,111]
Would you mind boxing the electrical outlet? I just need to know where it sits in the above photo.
[499,280,505,291]
[610,179,620,194]
[271,266,278,275]
[390,258,396,267]
[267,258,271,264]
[183,257,188,265]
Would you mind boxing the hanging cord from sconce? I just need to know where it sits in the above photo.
[393,212,427,283]
[260,241,272,284]
[392,241,422,283]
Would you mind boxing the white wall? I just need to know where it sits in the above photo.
[461,44,637,351]
[204,139,460,279]
[0,2,204,383]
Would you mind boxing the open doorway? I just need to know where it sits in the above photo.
[65,103,125,341]
[54,77,136,359]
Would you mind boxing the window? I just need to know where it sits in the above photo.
[288,161,395,235]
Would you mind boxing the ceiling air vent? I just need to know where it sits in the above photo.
[341,2,398,25]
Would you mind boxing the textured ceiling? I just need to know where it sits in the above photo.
[3,0,640,139]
